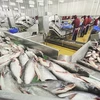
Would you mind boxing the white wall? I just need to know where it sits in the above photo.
[0,0,100,17]
[48,0,100,16]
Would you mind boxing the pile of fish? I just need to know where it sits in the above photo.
[0,34,100,100]
[81,42,100,72]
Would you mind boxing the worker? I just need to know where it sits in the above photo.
[71,15,80,41]
[35,16,39,24]
[54,14,60,27]
[80,16,88,37]
[85,15,92,34]
[94,16,100,26]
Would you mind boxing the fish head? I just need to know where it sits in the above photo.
[18,45,24,53]
[37,51,44,58]
[11,58,16,62]
[50,81,76,94]
[38,57,50,68]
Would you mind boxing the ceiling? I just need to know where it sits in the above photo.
[0,0,98,11]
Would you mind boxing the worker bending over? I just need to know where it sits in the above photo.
[72,15,80,41]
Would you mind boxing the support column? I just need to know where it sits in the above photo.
[95,0,100,15]
[44,0,48,15]
[35,0,39,16]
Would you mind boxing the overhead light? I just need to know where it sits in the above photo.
[29,1,35,5]
[48,0,53,4]
[59,0,64,3]
[29,5,34,8]
[16,0,23,3]
[39,2,44,6]
[10,2,16,6]
[14,8,18,10]
[2,5,8,8]
[38,0,44,3]
[21,6,25,9]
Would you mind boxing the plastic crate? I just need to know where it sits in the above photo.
[9,28,19,34]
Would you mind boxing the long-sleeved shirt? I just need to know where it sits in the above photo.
[87,17,92,24]
[82,18,88,26]
[94,19,98,25]
[72,18,80,28]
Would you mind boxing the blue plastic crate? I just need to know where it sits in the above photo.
[61,24,73,29]
[93,26,100,32]
[9,28,19,34]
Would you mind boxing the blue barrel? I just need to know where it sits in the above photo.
[9,28,19,34]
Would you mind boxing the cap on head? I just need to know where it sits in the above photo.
[68,16,70,19]
[74,15,77,19]
[84,15,86,19]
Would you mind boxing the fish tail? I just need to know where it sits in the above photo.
[17,78,23,84]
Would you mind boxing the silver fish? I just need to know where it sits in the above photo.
[89,57,100,70]
[18,53,29,68]
[21,85,57,98]
[49,58,88,75]
[22,80,76,94]
[35,63,57,81]
[0,49,10,56]
[0,51,21,70]
[24,59,36,84]
[0,69,21,93]
[80,76,100,89]
[38,57,99,94]
[26,47,44,57]
[10,58,22,84]
[25,50,38,60]
[58,91,100,100]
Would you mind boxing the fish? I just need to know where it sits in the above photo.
[26,47,44,57]
[35,63,57,81]
[21,85,57,98]
[23,58,36,84]
[0,36,3,43]
[49,57,89,76]
[80,76,100,89]
[0,31,5,37]
[0,51,21,70]
[38,57,100,95]
[58,91,100,100]
[18,53,29,68]
[10,58,22,84]
[0,67,21,93]
[22,80,76,94]
[97,46,100,51]
[89,57,100,71]
[25,50,38,60]
[97,57,100,62]
[85,51,92,57]
[0,49,10,56]
[57,55,72,62]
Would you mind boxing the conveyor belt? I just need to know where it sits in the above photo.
[49,23,72,39]
[44,42,76,55]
